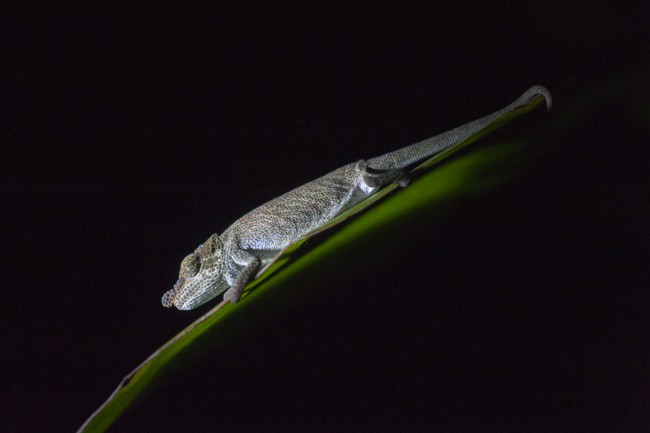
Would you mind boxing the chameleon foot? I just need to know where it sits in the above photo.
[357,160,411,188]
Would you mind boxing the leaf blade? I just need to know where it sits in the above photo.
[77,95,548,433]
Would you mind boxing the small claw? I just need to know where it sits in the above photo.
[223,289,240,304]
[395,170,411,188]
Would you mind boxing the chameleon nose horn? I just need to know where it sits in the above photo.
[161,288,176,308]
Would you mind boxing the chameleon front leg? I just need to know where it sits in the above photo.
[356,160,411,188]
[223,249,261,303]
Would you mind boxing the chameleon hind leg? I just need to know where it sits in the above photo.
[356,160,411,188]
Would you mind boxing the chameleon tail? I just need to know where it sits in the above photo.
[366,85,551,170]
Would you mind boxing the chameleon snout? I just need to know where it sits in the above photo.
[161,288,176,308]
[162,277,189,308]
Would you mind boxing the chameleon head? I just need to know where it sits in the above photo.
[161,233,229,310]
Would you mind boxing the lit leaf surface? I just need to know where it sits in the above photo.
[78,95,549,433]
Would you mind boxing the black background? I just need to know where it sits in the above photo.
[3,2,649,432]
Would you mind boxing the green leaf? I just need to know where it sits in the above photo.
[77,95,549,433]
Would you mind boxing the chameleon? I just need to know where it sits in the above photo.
[162,85,551,310]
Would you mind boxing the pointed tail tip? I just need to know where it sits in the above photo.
[525,85,552,111]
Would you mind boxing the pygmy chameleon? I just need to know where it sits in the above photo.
[162,85,551,310]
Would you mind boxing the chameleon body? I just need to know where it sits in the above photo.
[162,85,551,310]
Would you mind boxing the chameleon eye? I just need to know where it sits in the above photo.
[180,253,200,278]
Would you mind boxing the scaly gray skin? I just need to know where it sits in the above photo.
[162,85,552,310]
